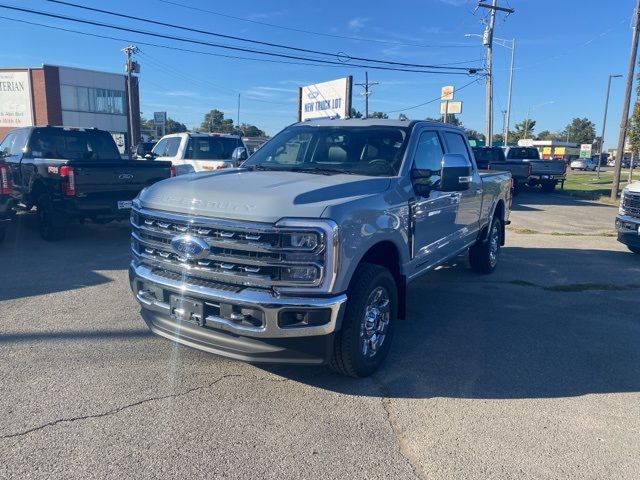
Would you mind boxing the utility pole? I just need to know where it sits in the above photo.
[237,93,241,131]
[501,109,507,142]
[612,0,640,201]
[355,72,379,118]
[504,38,515,146]
[122,45,139,154]
[477,1,514,147]
[597,74,621,178]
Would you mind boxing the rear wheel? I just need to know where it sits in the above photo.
[330,263,397,377]
[541,181,556,192]
[629,246,640,254]
[37,194,67,241]
[470,217,502,274]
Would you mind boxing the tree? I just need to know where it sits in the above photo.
[369,111,388,119]
[166,118,187,134]
[511,118,536,142]
[536,130,557,141]
[465,129,485,143]
[492,133,505,145]
[628,102,640,156]
[200,109,235,133]
[350,108,363,118]
[238,123,266,137]
[560,117,596,145]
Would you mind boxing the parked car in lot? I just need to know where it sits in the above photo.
[570,157,597,171]
[133,141,157,160]
[472,146,531,194]
[0,161,14,242]
[502,146,566,191]
[616,181,640,254]
[147,132,248,175]
[0,126,173,240]
[129,119,512,377]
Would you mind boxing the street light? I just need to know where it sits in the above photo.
[596,74,622,177]
[465,33,515,146]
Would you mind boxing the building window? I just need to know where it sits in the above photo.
[61,85,126,115]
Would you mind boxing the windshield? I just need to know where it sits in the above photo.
[506,147,540,160]
[27,128,121,161]
[473,148,504,166]
[242,125,410,176]
[186,136,242,160]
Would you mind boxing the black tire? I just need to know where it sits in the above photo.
[469,216,502,275]
[541,181,556,192]
[629,246,640,254]
[330,263,398,378]
[37,194,66,241]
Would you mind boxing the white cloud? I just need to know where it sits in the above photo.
[348,17,370,31]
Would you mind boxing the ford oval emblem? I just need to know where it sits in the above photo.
[119,173,134,180]
[170,235,210,259]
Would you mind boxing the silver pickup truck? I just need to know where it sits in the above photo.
[615,181,640,254]
[129,119,512,377]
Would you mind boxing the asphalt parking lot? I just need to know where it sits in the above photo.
[1,189,639,479]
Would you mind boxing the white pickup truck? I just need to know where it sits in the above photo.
[147,132,249,175]
[616,181,640,253]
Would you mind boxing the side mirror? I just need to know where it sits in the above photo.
[440,153,472,192]
[232,147,248,163]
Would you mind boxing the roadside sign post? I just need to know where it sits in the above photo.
[579,144,592,159]
[153,111,167,138]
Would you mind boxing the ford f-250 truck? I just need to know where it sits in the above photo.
[0,126,173,240]
[502,146,566,192]
[129,119,512,377]
[615,181,640,254]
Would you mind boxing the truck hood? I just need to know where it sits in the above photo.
[138,169,391,223]
[626,181,640,193]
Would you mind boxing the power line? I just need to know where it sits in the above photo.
[45,0,477,71]
[155,0,479,50]
[385,78,481,114]
[0,4,478,75]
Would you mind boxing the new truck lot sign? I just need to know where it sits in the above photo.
[298,76,352,121]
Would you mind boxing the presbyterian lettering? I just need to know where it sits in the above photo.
[0,81,25,92]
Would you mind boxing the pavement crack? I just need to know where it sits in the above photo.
[371,375,424,480]
[1,374,243,440]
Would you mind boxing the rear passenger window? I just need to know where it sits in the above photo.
[164,138,181,157]
[443,132,471,161]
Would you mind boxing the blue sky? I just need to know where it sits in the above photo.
[0,0,636,148]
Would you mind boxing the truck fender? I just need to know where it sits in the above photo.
[479,199,506,245]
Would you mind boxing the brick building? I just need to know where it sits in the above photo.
[0,65,140,154]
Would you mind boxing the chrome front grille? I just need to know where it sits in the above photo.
[131,207,327,289]
[623,191,640,217]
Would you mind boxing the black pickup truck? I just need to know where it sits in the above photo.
[0,126,173,240]
[472,146,531,194]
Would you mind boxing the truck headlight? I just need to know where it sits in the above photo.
[619,189,627,215]
[282,231,321,250]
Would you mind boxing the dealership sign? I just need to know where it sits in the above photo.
[0,71,33,128]
[298,77,352,121]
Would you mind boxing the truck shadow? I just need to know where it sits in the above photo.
[0,212,131,301]
[514,187,616,209]
[261,247,640,400]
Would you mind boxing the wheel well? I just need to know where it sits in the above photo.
[359,241,406,319]
[480,200,506,244]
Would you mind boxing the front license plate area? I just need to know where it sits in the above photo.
[118,200,133,210]
[170,295,204,326]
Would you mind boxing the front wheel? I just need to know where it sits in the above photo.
[330,263,397,377]
[629,246,640,254]
[470,217,502,274]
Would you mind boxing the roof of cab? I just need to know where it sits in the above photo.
[293,118,462,130]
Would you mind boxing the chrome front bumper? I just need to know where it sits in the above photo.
[130,263,347,339]
[615,214,640,234]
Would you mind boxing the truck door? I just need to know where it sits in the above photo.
[442,131,482,247]
[409,130,459,270]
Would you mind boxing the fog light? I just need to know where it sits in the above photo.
[281,265,319,282]
[278,309,331,328]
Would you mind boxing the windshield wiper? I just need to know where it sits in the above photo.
[288,166,358,175]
